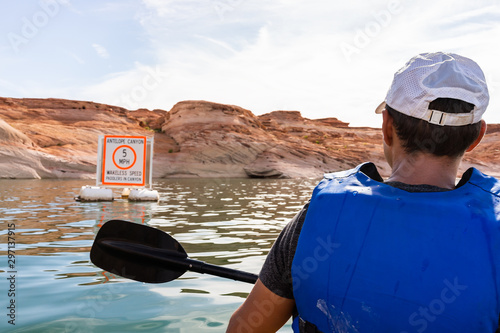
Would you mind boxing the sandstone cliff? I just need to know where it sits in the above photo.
[0,97,498,179]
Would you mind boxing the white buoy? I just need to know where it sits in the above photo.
[128,188,159,201]
[76,186,114,202]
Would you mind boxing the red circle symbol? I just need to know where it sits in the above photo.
[112,145,137,170]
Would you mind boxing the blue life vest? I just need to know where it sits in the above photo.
[291,163,500,333]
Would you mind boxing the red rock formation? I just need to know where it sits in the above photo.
[0,97,498,179]
[0,97,157,178]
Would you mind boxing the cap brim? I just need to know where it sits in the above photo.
[375,102,386,114]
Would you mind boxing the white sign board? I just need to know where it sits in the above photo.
[100,135,147,186]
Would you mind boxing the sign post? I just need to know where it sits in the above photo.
[77,135,157,202]
[97,135,154,189]
[100,135,147,187]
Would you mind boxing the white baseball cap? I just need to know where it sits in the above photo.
[375,52,489,126]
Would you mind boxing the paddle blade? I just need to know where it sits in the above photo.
[91,220,188,283]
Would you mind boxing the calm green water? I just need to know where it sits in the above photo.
[0,177,318,332]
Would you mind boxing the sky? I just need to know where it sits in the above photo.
[1,0,499,127]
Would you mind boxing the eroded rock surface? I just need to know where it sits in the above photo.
[0,97,498,179]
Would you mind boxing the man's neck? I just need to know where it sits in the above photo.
[386,153,462,190]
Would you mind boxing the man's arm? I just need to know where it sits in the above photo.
[226,279,295,333]
[227,204,309,332]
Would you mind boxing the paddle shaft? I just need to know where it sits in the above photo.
[100,239,258,284]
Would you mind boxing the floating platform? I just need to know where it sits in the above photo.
[75,186,159,202]
[127,188,160,202]
[76,186,114,202]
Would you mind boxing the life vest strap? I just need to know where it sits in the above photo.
[298,316,322,333]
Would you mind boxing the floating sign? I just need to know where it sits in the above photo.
[100,135,147,187]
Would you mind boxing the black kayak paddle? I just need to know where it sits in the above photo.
[90,220,258,284]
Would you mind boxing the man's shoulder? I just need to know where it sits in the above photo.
[466,168,500,197]
[323,162,383,182]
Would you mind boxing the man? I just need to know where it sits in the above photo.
[227,52,500,333]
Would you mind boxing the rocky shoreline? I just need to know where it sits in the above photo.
[0,97,499,179]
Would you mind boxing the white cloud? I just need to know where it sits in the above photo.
[92,43,110,59]
[66,50,85,64]
[101,0,499,124]
[4,0,500,127]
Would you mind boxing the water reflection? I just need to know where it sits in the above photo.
[0,179,157,255]
[0,177,318,332]
[0,178,317,261]
[150,178,316,267]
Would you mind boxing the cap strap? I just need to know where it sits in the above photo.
[424,109,475,126]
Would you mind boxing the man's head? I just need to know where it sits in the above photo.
[376,52,489,158]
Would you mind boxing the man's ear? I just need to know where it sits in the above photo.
[466,120,487,152]
[382,110,394,147]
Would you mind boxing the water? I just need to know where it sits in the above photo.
[0,178,318,332]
